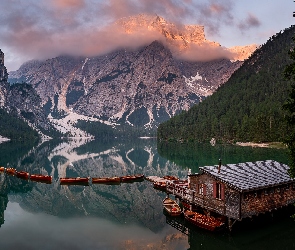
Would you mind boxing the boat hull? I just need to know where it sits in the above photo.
[6,168,16,175]
[163,197,182,216]
[120,174,144,183]
[30,174,52,183]
[92,177,121,184]
[184,210,224,231]
[60,177,89,185]
[16,171,29,179]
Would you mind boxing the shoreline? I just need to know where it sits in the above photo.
[0,136,10,144]
[235,142,286,148]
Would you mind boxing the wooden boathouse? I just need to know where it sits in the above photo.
[166,160,295,230]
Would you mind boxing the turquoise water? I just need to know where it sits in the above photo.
[0,138,294,250]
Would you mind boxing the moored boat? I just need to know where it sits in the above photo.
[92,177,121,184]
[163,175,179,181]
[184,210,224,231]
[6,167,16,175]
[153,180,167,191]
[60,177,89,185]
[16,171,29,179]
[163,197,182,216]
[120,174,144,183]
[30,174,52,183]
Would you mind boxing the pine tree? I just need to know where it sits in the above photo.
[283,37,295,177]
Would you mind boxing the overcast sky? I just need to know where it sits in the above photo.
[1,0,294,72]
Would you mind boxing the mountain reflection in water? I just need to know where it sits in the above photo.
[0,138,293,249]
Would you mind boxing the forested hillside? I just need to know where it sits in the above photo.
[0,109,39,142]
[157,26,295,143]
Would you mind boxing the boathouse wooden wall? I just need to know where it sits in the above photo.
[241,184,295,218]
[189,174,295,220]
[189,174,241,219]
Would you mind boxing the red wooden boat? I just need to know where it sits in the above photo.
[153,181,167,191]
[92,177,121,184]
[6,167,16,175]
[30,174,52,183]
[16,171,29,179]
[60,177,89,185]
[120,174,144,183]
[163,197,182,216]
[163,175,179,181]
[184,210,224,231]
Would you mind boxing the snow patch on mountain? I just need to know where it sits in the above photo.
[48,110,116,137]
[183,72,203,88]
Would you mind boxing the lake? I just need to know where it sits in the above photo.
[0,138,294,250]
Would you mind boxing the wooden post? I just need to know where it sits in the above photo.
[228,218,233,231]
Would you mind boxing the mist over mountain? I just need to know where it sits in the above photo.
[3,15,256,139]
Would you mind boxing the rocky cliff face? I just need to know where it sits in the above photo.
[9,41,243,132]
[8,15,256,135]
[0,49,8,108]
[0,50,57,139]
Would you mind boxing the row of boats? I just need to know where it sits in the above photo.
[0,167,144,185]
[162,197,225,232]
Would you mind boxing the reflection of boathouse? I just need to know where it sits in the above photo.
[167,160,295,229]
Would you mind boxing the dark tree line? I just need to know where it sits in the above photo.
[0,108,39,142]
[283,37,295,177]
[158,26,295,144]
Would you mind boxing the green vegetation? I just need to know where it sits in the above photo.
[0,108,39,142]
[157,141,289,172]
[283,37,295,177]
[158,26,295,144]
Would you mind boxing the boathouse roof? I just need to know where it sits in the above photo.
[199,160,294,192]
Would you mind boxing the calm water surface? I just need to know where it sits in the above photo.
[0,138,294,250]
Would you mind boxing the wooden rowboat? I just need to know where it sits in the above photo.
[16,171,29,179]
[6,167,16,175]
[92,177,121,184]
[153,181,167,191]
[120,174,144,183]
[30,174,52,183]
[60,177,89,185]
[163,175,179,181]
[184,210,224,231]
[163,197,182,216]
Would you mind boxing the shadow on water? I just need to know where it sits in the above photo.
[164,204,295,250]
[157,141,289,173]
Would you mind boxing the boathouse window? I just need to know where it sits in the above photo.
[213,182,224,200]
[198,184,206,195]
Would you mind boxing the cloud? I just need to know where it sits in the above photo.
[175,43,235,62]
[0,0,240,71]
[238,13,261,31]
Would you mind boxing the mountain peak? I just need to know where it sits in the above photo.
[116,14,255,61]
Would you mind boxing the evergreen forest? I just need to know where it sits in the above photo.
[157,26,295,143]
[0,108,39,142]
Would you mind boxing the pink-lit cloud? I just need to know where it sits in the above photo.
[0,0,260,71]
